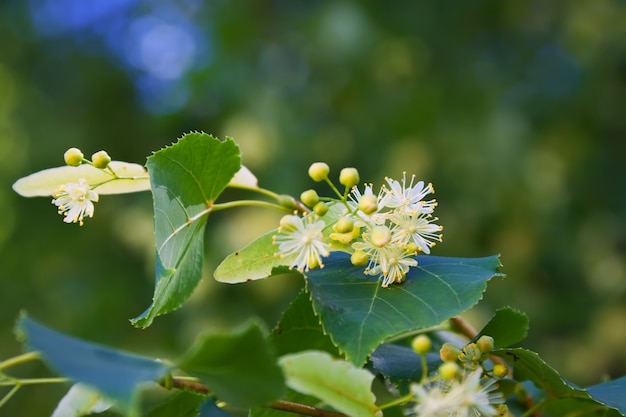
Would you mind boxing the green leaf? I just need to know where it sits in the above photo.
[369,343,440,382]
[476,307,529,348]
[587,376,626,415]
[12,161,150,196]
[278,350,379,417]
[306,253,503,366]
[144,391,207,417]
[16,314,171,417]
[269,291,339,357]
[51,383,114,417]
[132,133,241,328]
[214,203,346,283]
[177,320,284,409]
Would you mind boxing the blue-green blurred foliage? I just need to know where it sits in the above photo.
[1,0,626,414]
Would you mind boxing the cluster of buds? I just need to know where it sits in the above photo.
[274,162,443,287]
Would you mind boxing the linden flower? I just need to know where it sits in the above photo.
[381,173,437,215]
[389,212,443,254]
[450,369,503,417]
[51,178,99,226]
[274,215,330,272]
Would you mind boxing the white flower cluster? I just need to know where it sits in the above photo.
[52,178,99,226]
[273,167,443,287]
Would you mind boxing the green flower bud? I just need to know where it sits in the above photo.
[411,334,431,355]
[313,201,329,216]
[476,335,494,354]
[91,150,112,169]
[334,216,354,234]
[308,162,330,182]
[493,363,508,378]
[300,189,320,207]
[350,249,368,266]
[278,194,297,210]
[357,195,378,215]
[406,242,419,254]
[370,226,391,248]
[339,167,360,188]
[438,361,460,380]
[439,342,460,362]
[64,147,84,167]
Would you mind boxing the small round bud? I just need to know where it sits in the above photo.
[278,194,297,210]
[91,150,111,169]
[64,147,84,167]
[496,404,510,417]
[334,216,354,234]
[308,162,330,182]
[351,250,368,266]
[411,334,432,355]
[313,202,329,216]
[493,363,508,378]
[357,195,378,215]
[370,226,391,248]
[339,167,360,188]
[476,335,494,354]
[300,189,320,207]
[438,362,460,380]
[439,342,460,362]
[406,242,419,254]
[279,215,299,232]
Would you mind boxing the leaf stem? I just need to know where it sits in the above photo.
[211,200,292,213]
[269,400,348,417]
[450,316,478,339]
[170,377,210,394]
[0,377,69,386]
[0,385,20,409]
[0,352,41,371]
[377,392,414,410]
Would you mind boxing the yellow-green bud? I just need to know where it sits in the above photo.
[64,147,84,167]
[370,226,391,248]
[357,195,378,215]
[438,362,460,380]
[339,167,360,188]
[313,201,329,216]
[406,242,419,254]
[439,342,460,362]
[496,404,510,417]
[476,335,494,354]
[411,334,431,355]
[308,162,330,182]
[278,194,297,210]
[493,363,508,378]
[350,250,368,266]
[334,216,354,234]
[91,150,111,169]
[279,215,299,232]
[300,189,319,207]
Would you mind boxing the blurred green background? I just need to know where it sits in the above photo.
[1,0,626,414]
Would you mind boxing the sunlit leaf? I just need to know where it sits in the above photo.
[476,307,529,348]
[132,133,241,328]
[306,253,503,366]
[12,161,150,196]
[177,320,284,409]
[279,351,379,417]
[51,383,114,417]
[16,315,170,417]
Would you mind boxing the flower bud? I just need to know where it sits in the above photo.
[300,189,320,207]
[64,147,84,167]
[339,167,360,188]
[493,363,508,378]
[357,195,378,215]
[313,202,329,216]
[91,150,111,169]
[411,334,431,355]
[334,216,354,234]
[476,335,494,354]
[308,162,330,182]
[279,215,300,232]
[278,194,297,210]
[351,250,368,266]
[439,342,460,362]
[370,226,391,248]
[438,362,460,380]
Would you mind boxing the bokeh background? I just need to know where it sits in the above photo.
[1,0,626,414]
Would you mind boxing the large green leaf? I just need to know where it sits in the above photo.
[476,306,529,348]
[132,133,241,328]
[306,253,503,366]
[587,376,626,415]
[12,161,150,196]
[177,320,285,409]
[16,315,171,417]
[278,351,379,417]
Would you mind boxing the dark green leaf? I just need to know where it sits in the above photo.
[132,133,241,328]
[369,343,440,382]
[16,314,170,417]
[306,253,503,365]
[177,320,284,409]
[145,391,206,417]
[268,291,339,357]
[476,307,529,348]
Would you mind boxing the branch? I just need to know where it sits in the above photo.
[270,400,348,417]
